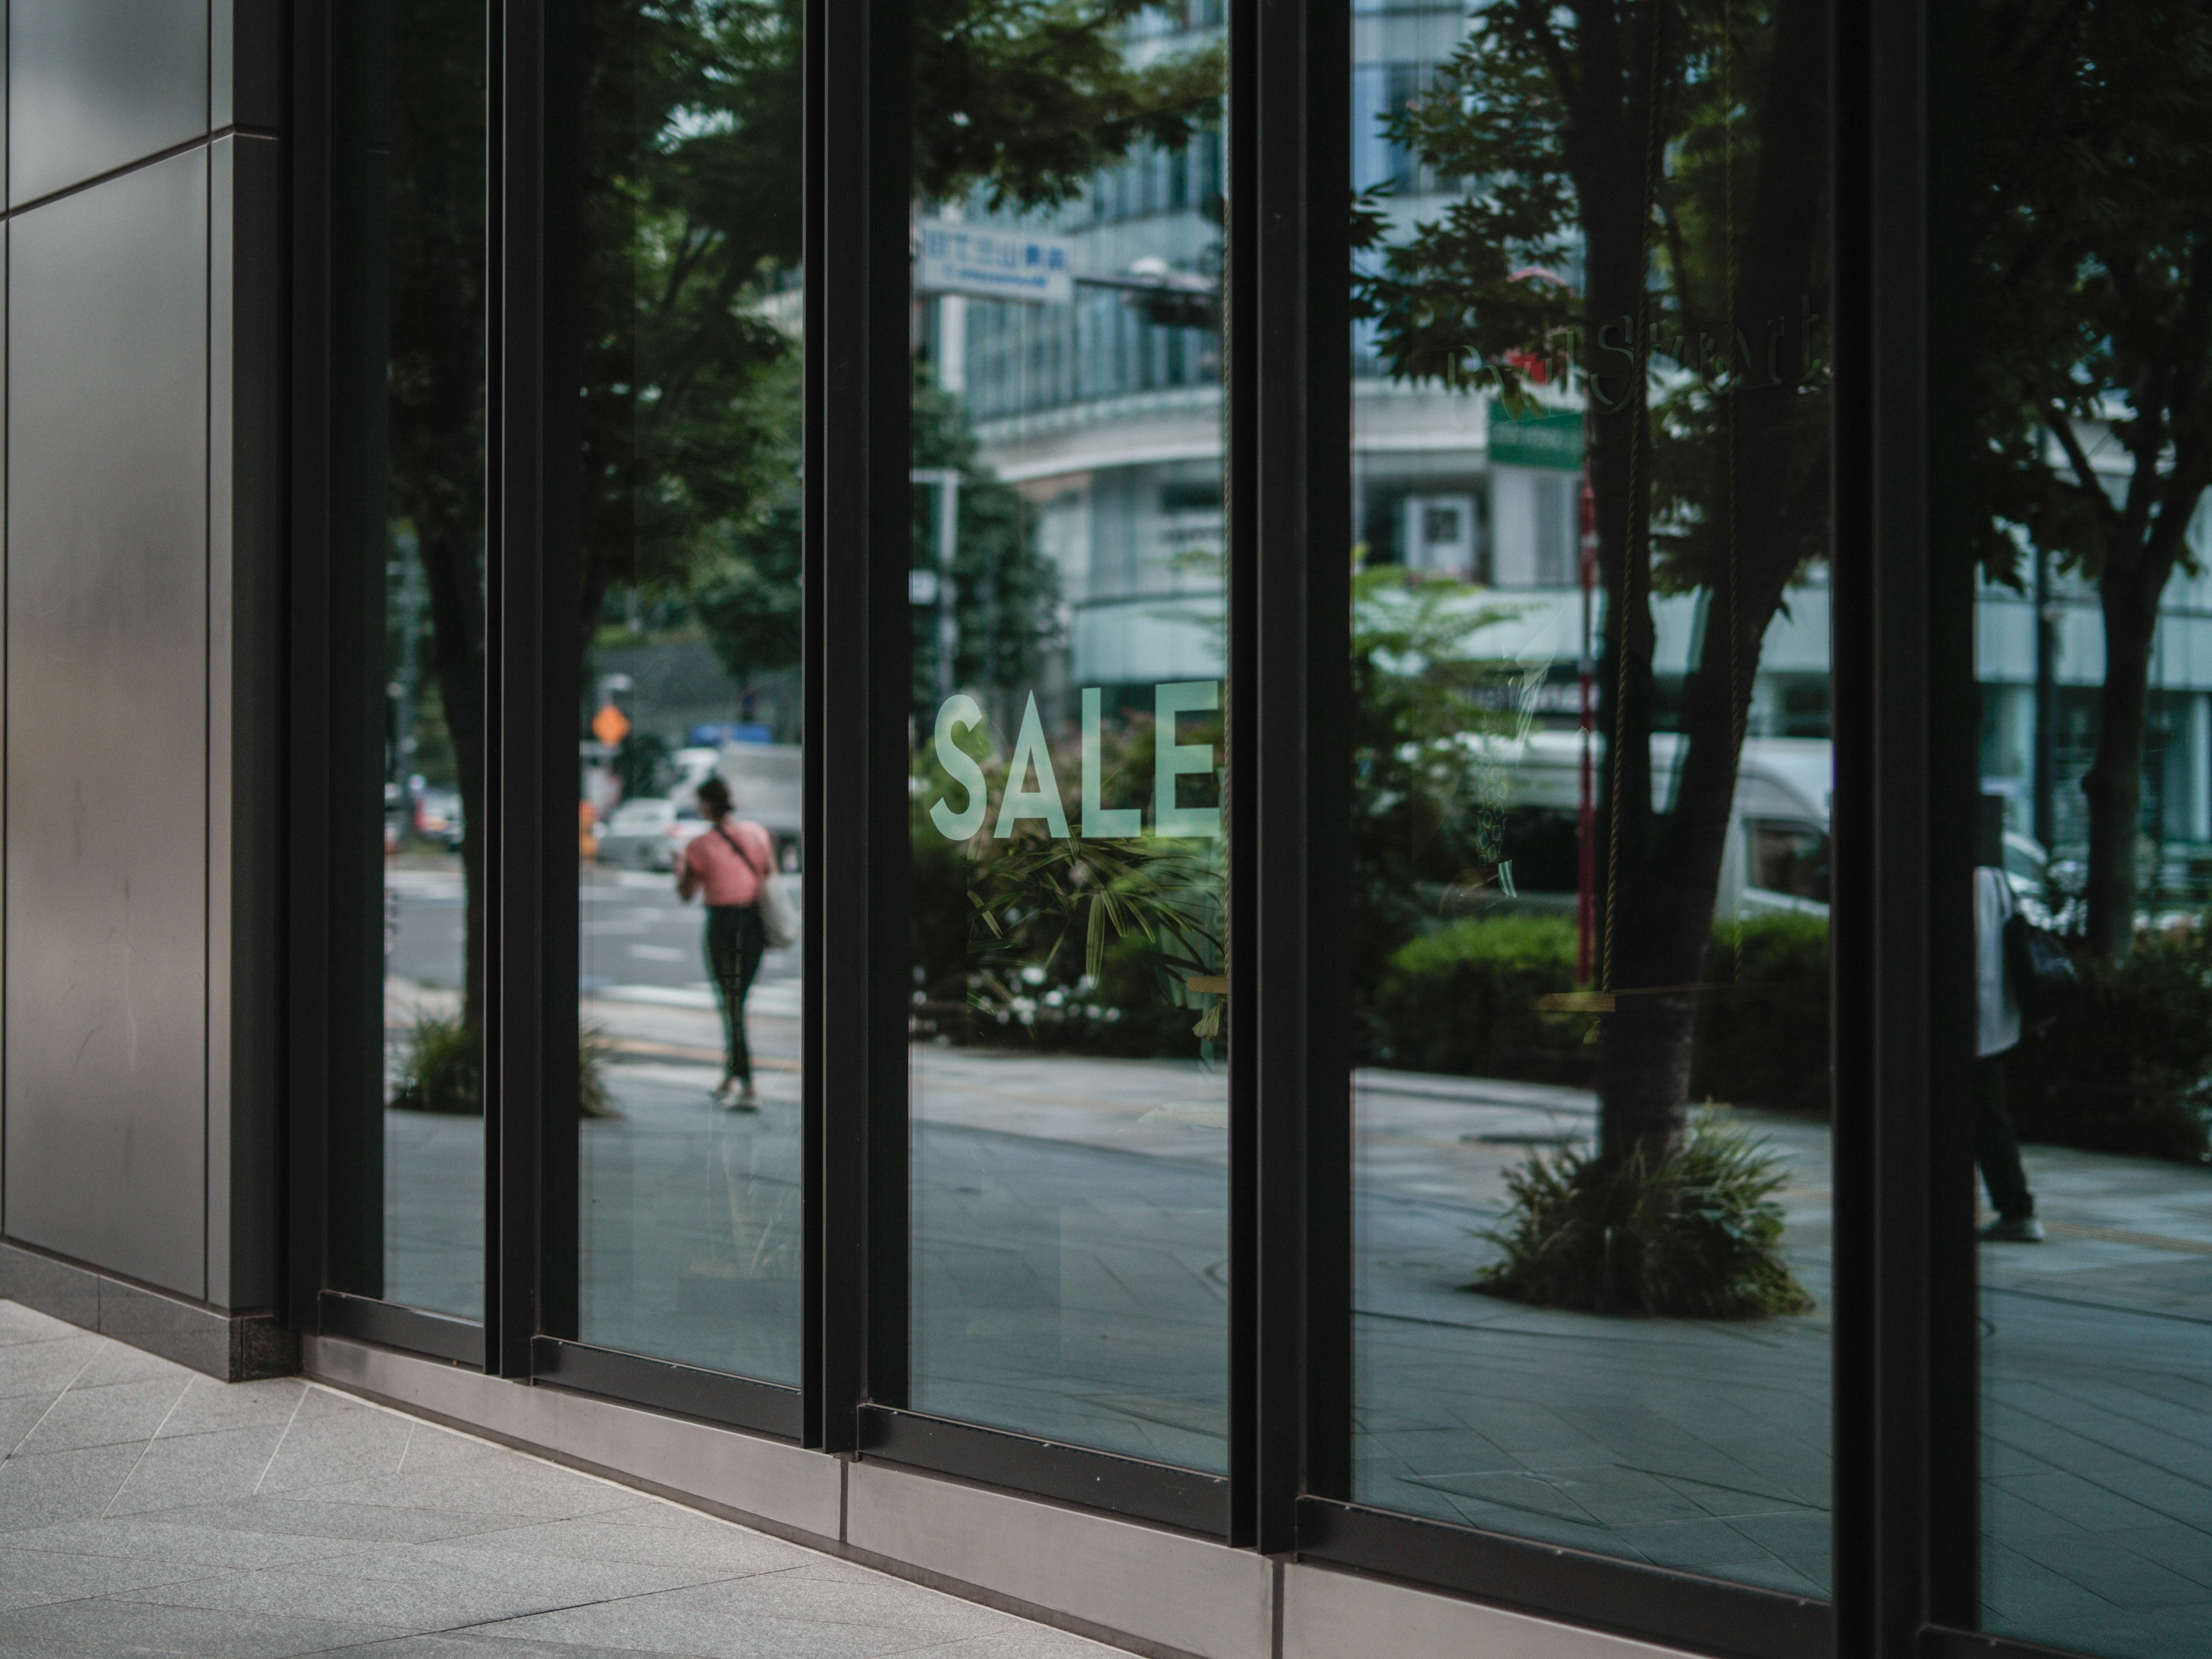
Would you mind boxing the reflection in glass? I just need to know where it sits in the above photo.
[905,2,1231,1465]
[1349,0,1834,1593]
[332,0,490,1321]
[1964,5,2212,1651]
[566,0,806,1383]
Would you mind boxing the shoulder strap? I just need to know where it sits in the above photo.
[715,821,769,882]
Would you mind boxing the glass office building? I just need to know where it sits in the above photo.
[0,3,2205,1658]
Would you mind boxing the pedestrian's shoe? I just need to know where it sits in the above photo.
[734,1082,760,1112]
[711,1078,741,1108]
[1978,1215,2045,1243]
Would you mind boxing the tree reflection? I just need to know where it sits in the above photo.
[1357,0,1829,1164]
[377,0,1222,1047]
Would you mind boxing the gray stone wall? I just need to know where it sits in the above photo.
[1,1,285,1326]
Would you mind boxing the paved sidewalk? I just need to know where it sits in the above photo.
[0,1301,1122,1659]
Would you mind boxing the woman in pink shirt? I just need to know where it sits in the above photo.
[676,777,778,1108]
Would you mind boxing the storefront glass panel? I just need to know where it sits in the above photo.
[903,1,1233,1467]
[563,0,806,1384]
[1347,0,1835,1594]
[1961,5,2212,1650]
[329,0,491,1323]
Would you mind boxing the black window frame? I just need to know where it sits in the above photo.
[274,0,2046,1656]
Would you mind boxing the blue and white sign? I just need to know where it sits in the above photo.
[915,219,1074,306]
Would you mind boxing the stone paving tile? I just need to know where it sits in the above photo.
[271,1536,751,1606]
[0,1341,100,1404]
[0,1544,225,1613]
[477,1597,982,1659]
[1,1514,367,1571]
[396,1422,529,1477]
[0,1305,1137,1659]
[294,1469,654,1521]
[151,1493,540,1546]
[104,1562,573,1635]
[105,1425,291,1516]
[918,1628,1134,1658]
[69,1343,195,1391]
[255,1396,415,1494]
[0,1443,143,1535]
[0,1397,57,1459]
[335,1635,678,1659]
[0,1596,415,1658]
[437,1514,816,1576]
[12,1374,193,1456]
[647,1565,1012,1640]
[155,1376,307,1441]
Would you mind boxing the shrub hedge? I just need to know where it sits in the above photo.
[2006,926,2212,1164]
[1370,913,1593,1084]
[1366,910,1832,1108]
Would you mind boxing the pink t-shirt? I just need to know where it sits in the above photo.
[682,819,775,907]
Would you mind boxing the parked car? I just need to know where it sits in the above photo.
[595,797,706,871]
[413,787,465,851]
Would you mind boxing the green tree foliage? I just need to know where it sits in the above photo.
[1969,0,2212,959]
[910,378,1062,703]
[1349,567,1530,1024]
[914,0,1225,209]
[385,0,1221,1028]
[1355,0,1827,1161]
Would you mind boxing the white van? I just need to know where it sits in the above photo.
[1483,730,1831,919]
[1486,732,2048,919]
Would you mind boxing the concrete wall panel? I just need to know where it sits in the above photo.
[6,149,211,1296]
[9,0,209,204]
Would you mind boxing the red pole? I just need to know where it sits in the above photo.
[1576,469,1598,986]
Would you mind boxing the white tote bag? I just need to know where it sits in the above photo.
[726,825,800,948]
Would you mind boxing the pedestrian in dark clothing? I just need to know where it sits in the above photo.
[1975,804,2042,1242]
[676,776,777,1110]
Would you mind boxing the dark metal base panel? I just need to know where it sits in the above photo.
[1923,1627,2088,1659]
[318,1289,484,1368]
[0,1238,299,1381]
[857,1404,1230,1537]
[1297,1497,1831,1659]
[532,1336,803,1440]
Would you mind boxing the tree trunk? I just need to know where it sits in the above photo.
[1572,0,1827,1165]
[417,520,490,1031]
[2081,562,2161,959]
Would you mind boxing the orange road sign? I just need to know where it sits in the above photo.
[591,703,632,746]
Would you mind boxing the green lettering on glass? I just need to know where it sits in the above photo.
[1081,687,1141,838]
[1154,680,1222,839]
[996,692,1071,838]
[930,694,987,840]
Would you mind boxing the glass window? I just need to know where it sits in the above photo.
[329,0,490,1323]
[1347,0,1834,1596]
[904,4,1231,1467]
[560,0,806,1384]
[1962,4,2212,1650]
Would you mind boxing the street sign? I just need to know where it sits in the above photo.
[1490,408,1584,471]
[591,703,632,747]
[915,219,1074,306]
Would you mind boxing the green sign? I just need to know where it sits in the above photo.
[1490,409,1584,471]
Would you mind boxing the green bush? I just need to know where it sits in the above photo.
[1370,914,1592,1084]
[391,1013,624,1120]
[2007,926,2212,1164]
[579,1022,619,1120]
[1474,1111,1816,1319]
[390,1012,482,1115]
[1691,912,1830,1113]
